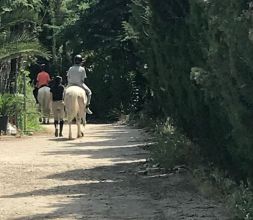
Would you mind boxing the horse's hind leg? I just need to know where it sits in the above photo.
[82,114,87,127]
[68,121,72,139]
[80,115,86,137]
[77,120,81,138]
[77,118,83,138]
[46,109,50,124]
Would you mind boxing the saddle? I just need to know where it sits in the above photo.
[39,85,49,89]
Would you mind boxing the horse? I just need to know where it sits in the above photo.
[37,86,52,124]
[64,86,87,139]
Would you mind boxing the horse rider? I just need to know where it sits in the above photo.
[33,64,51,104]
[50,76,65,137]
[67,54,93,114]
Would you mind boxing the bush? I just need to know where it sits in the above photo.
[229,182,253,220]
[150,119,200,169]
[193,167,253,220]
[0,93,24,117]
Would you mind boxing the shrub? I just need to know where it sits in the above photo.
[0,93,24,117]
[150,119,200,169]
[228,182,253,220]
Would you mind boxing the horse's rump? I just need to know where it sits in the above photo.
[64,86,87,139]
[37,86,52,117]
[64,86,87,121]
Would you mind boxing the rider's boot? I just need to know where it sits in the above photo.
[59,120,64,137]
[54,120,58,137]
[86,95,93,114]
[86,106,93,115]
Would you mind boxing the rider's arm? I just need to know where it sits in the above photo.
[47,73,51,84]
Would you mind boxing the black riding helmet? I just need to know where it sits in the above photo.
[55,76,62,84]
[74,54,82,65]
[40,63,46,71]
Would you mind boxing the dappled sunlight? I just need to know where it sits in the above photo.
[42,124,148,164]
[0,124,229,219]
[2,162,158,220]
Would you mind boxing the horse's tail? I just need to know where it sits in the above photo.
[78,95,86,115]
[64,86,88,138]
[46,92,52,116]
[38,87,52,117]
[65,92,79,121]
[43,92,51,114]
[65,86,87,121]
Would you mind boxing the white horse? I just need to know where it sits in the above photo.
[37,86,52,124]
[64,86,87,139]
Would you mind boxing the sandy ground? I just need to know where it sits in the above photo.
[0,123,230,220]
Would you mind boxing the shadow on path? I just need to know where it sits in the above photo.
[3,162,228,220]
[0,124,229,220]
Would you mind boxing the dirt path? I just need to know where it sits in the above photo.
[0,123,229,220]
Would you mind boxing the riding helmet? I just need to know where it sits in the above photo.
[74,54,83,65]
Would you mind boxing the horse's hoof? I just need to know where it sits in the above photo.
[77,132,84,138]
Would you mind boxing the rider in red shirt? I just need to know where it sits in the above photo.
[36,64,51,88]
[33,64,51,103]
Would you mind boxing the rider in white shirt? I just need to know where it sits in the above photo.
[67,54,93,114]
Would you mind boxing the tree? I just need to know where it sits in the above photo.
[56,0,135,119]
[0,0,50,61]
[0,0,50,93]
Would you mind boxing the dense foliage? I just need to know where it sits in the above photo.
[122,0,253,180]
